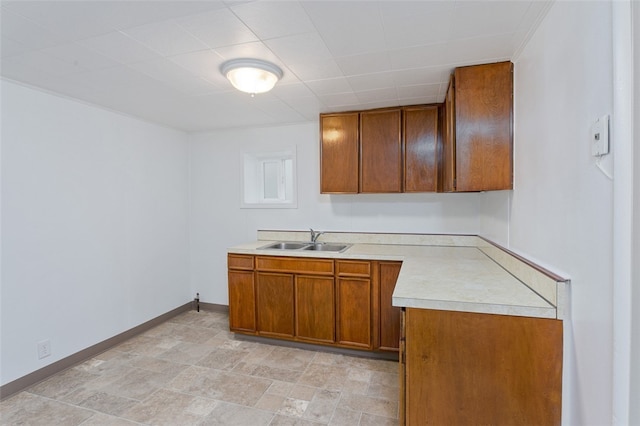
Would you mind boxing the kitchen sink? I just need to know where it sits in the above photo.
[258,241,351,253]
[260,242,310,250]
[303,243,350,252]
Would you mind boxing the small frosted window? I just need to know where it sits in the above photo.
[241,148,297,208]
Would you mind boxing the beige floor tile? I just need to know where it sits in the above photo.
[250,364,304,383]
[76,390,138,416]
[28,368,100,400]
[196,347,248,371]
[303,389,341,423]
[359,412,398,425]
[255,393,286,412]
[269,414,325,425]
[174,368,271,406]
[328,407,362,426]
[79,412,142,425]
[278,397,309,417]
[156,340,216,365]
[98,367,175,401]
[0,392,94,426]
[266,380,295,397]
[120,388,207,425]
[199,401,273,425]
[289,384,318,401]
[337,394,398,419]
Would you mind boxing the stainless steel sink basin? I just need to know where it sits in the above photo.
[258,241,351,253]
[260,242,310,250]
[303,243,350,252]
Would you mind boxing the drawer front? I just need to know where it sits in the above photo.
[256,256,334,275]
[228,254,254,270]
[336,260,371,277]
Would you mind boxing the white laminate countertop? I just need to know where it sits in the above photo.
[228,234,563,320]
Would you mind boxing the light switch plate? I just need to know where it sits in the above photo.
[591,114,610,156]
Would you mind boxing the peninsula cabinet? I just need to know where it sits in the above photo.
[442,61,513,192]
[400,308,562,425]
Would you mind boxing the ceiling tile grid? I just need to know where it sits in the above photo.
[0,0,551,132]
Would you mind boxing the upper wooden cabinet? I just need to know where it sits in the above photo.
[320,106,440,194]
[360,109,402,193]
[320,113,359,193]
[404,106,440,192]
[443,61,513,192]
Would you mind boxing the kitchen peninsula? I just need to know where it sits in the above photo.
[228,230,567,425]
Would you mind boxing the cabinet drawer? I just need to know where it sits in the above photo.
[228,254,254,270]
[256,256,334,275]
[336,260,371,277]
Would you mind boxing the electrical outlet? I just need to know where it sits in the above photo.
[37,340,51,359]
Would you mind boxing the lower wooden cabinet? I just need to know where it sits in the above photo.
[228,255,256,333]
[295,275,335,344]
[400,308,563,425]
[227,254,401,353]
[256,272,295,338]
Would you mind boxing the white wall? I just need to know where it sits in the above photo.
[630,2,640,424]
[189,122,481,305]
[479,2,615,424]
[0,80,190,386]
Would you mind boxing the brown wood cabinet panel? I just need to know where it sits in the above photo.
[442,76,456,193]
[360,109,402,193]
[228,254,254,270]
[336,277,372,348]
[454,61,513,191]
[256,272,294,338]
[295,275,335,344]
[404,308,562,426]
[320,113,359,193]
[404,106,439,192]
[256,256,334,275]
[227,269,256,333]
[379,262,402,351]
[336,260,371,277]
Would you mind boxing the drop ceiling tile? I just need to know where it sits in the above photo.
[272,82,317,102]
[40,43,120,71]
[284,96,324,120]
[231,1,316,40]
[335,51,392,76]
[78,31,162,65]
[167,49,225,84]
[390,66,451,87]
[301,1,386,57]
[380,1,456,49]
[450,1,531,40]
[356,87,398,104]
[396,83,440,99]
[176,8,258,49]
[0,7,64,49]
[443,34,513,65]
[122,20,209,57]
[305,77,353,96]
[397,94,440,105]
[388,43,448,70]
[317,92,360,108]
[346,72,396,92]
[1,36,29,58]
[127,58,224,96]
[1,50,86,78]
[265,32,343,81]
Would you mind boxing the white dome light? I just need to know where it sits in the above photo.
[220,58,284,95]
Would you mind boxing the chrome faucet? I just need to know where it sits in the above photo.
[310,228,324,243]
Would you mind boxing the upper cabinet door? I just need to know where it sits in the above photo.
[454,61,513,191]
[320,113,359,194]
[404,106,439,192]
[360,109,402,193]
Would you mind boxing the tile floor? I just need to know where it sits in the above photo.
[1,310,400,425]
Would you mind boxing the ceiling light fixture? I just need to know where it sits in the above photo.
[220,58,283,96]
